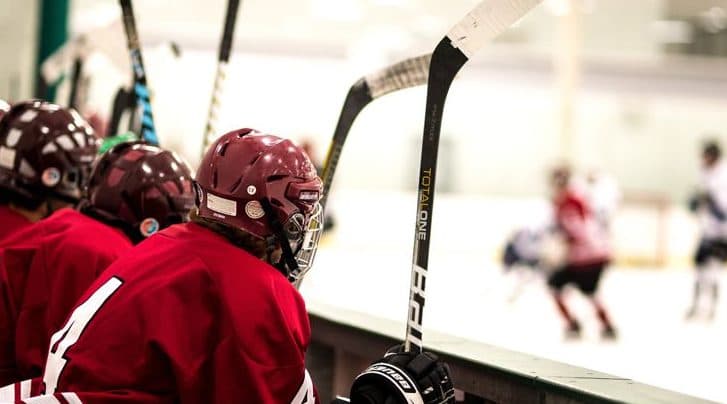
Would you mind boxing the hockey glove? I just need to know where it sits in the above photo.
[349,345,455,404]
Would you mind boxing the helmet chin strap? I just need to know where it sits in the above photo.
[259,198,299,281]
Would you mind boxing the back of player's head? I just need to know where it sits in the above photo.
[0,100,98,210]
[703,140,721,161]
[194,129,323,283]
[550,164,571,190]
[80,142,195,243]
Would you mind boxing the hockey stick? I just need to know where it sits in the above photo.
[320,53,431,207]
[405,0,543,353]
[201,0,242,159]
[67,57,83,109]
[119,0,159,145]
[292,54,432,290]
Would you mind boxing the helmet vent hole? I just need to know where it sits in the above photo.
[249,154,261,165]
[217,141,230,156]
[66,171,78,184]
[212,170,218,188]
[236,128,253,138]
[267,175,286,182]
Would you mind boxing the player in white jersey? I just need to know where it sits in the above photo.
[502,226,546,302]
[687,141,727,319]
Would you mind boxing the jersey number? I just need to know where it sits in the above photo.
[43,277,123,393]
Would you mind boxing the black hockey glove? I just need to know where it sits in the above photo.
[349,345,455,404]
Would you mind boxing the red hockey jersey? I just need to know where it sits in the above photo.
[13,222,315,404]
[554,189,610,266]
[0,208,132,386]
[0,205,32,242]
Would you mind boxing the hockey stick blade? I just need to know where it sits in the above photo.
[201,0,242,160]
[405,0,543,353]
[320,53,431,207]
[119,0,159,145]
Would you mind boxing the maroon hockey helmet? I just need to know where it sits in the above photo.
[81,142,195,243]
[196,129,323,282]
[0,100,98,208]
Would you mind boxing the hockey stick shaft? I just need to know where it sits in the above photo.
[119,0,159,145]
[405,0,543,353]
[320,53,431,207]
[202,0,242,158]
[67,57,83,109]
[319,79,370,207]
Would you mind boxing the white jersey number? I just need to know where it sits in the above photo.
[43,277,123,393]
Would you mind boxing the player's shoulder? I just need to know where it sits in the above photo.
[107,222,215,275]
[0,205,32,241]
[50,210,132,252]
[176,223,306,310]
[127,222,301,300]
[30,208,91,239]
[0,212,47,250]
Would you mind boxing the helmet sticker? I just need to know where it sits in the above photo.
[207,192,237,216]
[245,201,265,219]
[139,217,160,237]
[0,146,15,169]
[41,167,61,187]
[247,185,257,195]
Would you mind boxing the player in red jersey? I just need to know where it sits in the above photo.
[2,129,453,404]
[0,142,194,386]
[547,166,616,339]
[0,100,98,241]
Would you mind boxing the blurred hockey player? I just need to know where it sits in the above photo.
[0,142,194,385]
[686,141,727,320]
[502,226,546,302]
[1,129,454,404]
[547,166,616,339]
[0,101,97,241]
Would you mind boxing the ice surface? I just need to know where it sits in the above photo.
[302,249,727,403]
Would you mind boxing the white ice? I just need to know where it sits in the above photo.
[301,191,726,403]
